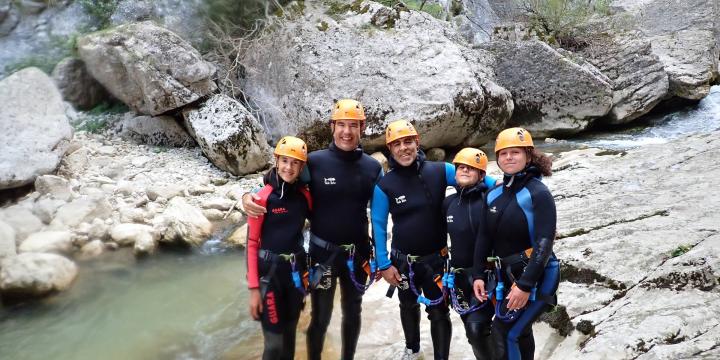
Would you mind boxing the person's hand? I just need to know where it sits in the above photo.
[242,193,267,217]
[380,266,402,286]
[506,285,530,310]
[249,288,263,320]
[473,279,488,302]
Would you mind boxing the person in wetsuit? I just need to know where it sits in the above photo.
[246,136,312,360]
[442,147,495,360]
[371,120,495,360]
[243,99,382,360]
[472,127,560,360]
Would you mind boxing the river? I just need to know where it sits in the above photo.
[1,87,719,359]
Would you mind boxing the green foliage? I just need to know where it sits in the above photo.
[517,0,612,49]
[670,245,692,258]
[375,0,446,19]
[325,0,368,17]
[78,0,118,30]
[317,20,329,31]
[202,0,293,36]
[73,102,128,134]
[3,33,79,74]
[86,101,128,116]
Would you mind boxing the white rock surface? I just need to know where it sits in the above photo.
[18,231,73,254]
[0,220,17,259]
[0,253,78,298]
[109,223,157,247]
[153,197,212,246]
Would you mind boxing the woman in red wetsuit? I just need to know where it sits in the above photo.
[246,136,312,360]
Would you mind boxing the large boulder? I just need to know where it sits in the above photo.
[153,197,212,246]
[578,31,669,124]
[483,40,613,137]
[0,67,72,190]
[18,231,73,254]
[240,1,513,150]
[611,0,719,100]
[112,113,195,147]
[51,57,111,110]
[0,253,78,300]
[77,21,216,116]
[0,206,43,241]
[50,195,112,228]
[182,94,272,175]
[0,220,16,259]
[109,223,157,247]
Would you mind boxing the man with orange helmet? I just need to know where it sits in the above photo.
[246,136,312,360]
[371,121,496,359]
[243,99,382,359]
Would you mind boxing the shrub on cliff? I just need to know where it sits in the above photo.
[517,0,611,50]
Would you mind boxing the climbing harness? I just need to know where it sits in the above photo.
[258,249,309,296]
[443,266,492,315]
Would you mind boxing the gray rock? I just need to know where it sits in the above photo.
[51,57,110,110]
[113,113,195,147]
[0,206,43,241]
[0,67,73,190]
[34,174,73,201]
[109,223,157,247]
[240,2,513,150]
[146,183,185,201]
[32,197,66,224]
[0,252,78,299]
[370,152,389,174]
[110,0,155,25]
[201,198,235,211]
[182,94,272,176]
[0,1,19,36]
[77,21,216,115]
[50,196,112,228]
[16,0,45,15]
[59,147,90,176]
[78,239,104,260]
[483,40,613,137]
[425,148,446,162]
[0,220,16,259]
[202,209,225,221]
[18,231,72,254]
[153,197,211,246]
[0,0,11,23]
[578,32,669,124]
[225,224,247,248]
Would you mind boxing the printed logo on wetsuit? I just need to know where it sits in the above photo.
[324,177,336,185]
[446,215,454,223]
[272,207,288,214]
[265,291,279,324]
[489,206,497,213]
[395,195,407,204]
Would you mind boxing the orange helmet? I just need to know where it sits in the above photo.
[331,99,366,121]
[453,147,488,172]
[274,136,307,162]
[494,127,534,153]
[385,120,419,145]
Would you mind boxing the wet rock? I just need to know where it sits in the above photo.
[113,113,195,147]
[182,94,272,175]
[34,175,73,201]
[576,320,595,335]
[0,253,78,300]
[109,223,157,247]
[225,224,247,248]
[202,209,225,221]
[0,220,16,259]
[0,67,72,190]
[18,231,73,255]
[0,206,43,241]
[538,305,574,337]
[483,40,613,137]
[78,239,104,260]
[51,57,110,110]
[241,2,512,150]
[425,148,446,162]
[77,21,216,115]
[133,233,157,257]
[153,197,211,246]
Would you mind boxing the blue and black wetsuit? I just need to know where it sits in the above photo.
[481,166,560,360]
[305,142,382,360]
[246,168,311,360]
[443,181,494,360]
[372,151,495,359]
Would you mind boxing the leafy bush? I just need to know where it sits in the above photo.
[77,0,118,30]
[376,0,447,19]
[517,0,612,49]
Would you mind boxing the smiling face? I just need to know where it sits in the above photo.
[388,136,418,167]
[276,155,304,183]
[497,147,529,175]
[455,164,482,187]
[331,119,364,151]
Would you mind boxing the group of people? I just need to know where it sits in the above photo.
[242,99,559,360]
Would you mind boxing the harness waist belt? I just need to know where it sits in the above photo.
[310,233,350,253]
[391,247,448,264]
[499,248,533,267]
[258,249,305,263]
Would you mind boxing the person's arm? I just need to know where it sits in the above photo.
[515,183,556,292]
[371,184,391,270]
[241,187,267,217]
[246,186,272,289]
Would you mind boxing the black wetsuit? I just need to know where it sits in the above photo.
[443,182,494,360]
[305,142,382,360]
[481,166,560,360]
[372,151,454,360]
[246,169,311,360]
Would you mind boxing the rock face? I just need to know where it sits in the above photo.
[51,57,111,110]
[77,21,216,115]
[153,197,211,246]
[578,32,669,124]
[113,113,195,147]
[538,131,720,359]
[612,0,719,100]
[0,67,73,190]
[241,1,513,150]
[0,253,78,299]
[483,40,613,137]
[182,94,272,176]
